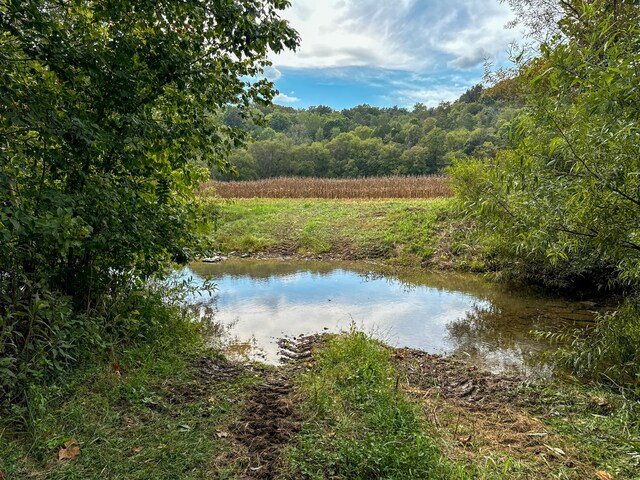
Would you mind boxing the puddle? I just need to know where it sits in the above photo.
[180,259,598,374]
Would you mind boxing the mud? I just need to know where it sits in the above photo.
[230,336,319,479]
[392,348,520,404]
[233,373,298,479]
[194,357,245,383]
[392,347,592,478]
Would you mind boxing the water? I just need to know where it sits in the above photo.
[182,259,598,374]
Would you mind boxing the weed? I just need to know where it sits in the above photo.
[520,381,640,478]
[0,340,257,479]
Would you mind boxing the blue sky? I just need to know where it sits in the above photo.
[267,0,523,110]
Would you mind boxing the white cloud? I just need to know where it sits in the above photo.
[393,86,468,107]
[273,0,523,72]
[274,93,301,104]
[263,66,282,81]
[447,48,489,69]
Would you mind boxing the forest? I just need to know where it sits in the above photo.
[214,84,522,180]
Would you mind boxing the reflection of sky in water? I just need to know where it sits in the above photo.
[211,269,489,354]
[178,264,502,364]
[176,260,592,375]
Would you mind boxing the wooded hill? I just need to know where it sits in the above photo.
[215,84,523,180]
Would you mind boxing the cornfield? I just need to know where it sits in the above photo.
[199,176,452,199]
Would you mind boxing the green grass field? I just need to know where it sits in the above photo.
[209,198,463,267]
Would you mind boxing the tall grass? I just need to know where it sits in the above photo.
[200,175,452,199]
[290,329,464,479]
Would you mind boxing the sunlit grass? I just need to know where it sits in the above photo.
[289,329,464,479]
[208,198,454,265]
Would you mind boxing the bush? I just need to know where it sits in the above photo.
[0,1,296,408]
[0,274,205,412]
[545,296,640,393]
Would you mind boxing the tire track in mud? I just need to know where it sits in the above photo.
[232,335,320,479]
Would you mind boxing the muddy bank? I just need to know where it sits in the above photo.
[391,348,593,477]
[199,335,599,479]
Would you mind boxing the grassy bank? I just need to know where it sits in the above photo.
[0,323,259,480]
[208,198,481,269]
[3,325,638,479]
[290,330,459,479]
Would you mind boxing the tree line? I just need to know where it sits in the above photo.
[214,85,523,180]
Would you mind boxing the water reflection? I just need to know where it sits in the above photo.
[183,259,596,374]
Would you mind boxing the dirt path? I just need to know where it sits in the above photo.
[203,337,595,479]
[230,336,320,479]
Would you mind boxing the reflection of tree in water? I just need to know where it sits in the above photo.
[358,270,421,294]
[190,259,340,281]
[183,294,231,345]
[446,301,552,373]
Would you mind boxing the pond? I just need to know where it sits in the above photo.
[181,259,598,375]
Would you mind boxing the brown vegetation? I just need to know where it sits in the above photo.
[200,176,452,199]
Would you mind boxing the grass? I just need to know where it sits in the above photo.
[289,329,464,479]
[3,320,638,479]
[290,331,640,479]
[201,175,452,199]
[520,381,640,479]
[0,329,257,479]
[208,198,456,266]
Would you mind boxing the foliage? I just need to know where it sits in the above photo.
[451,0,640,289]
[541,295,640,392]
[215,86,523,180]
[451,0,640,392]
[290,329,461,479]
[0,0,297,405]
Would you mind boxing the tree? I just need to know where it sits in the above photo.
[0,0,298,395]
[215,149,259,181]
[249,139,294,178]
[454,0,640,287]
[268,111,293,132]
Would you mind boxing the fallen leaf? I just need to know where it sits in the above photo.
[595,471,613,480]
[215,430,229,438]
[111,363,122,378]
[207,396,216,404]
[58,438,81,461]
[131,447,143,454]
[457,435,473,445]
[0,470,5,480]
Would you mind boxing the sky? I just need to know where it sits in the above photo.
[266,0,523,110]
